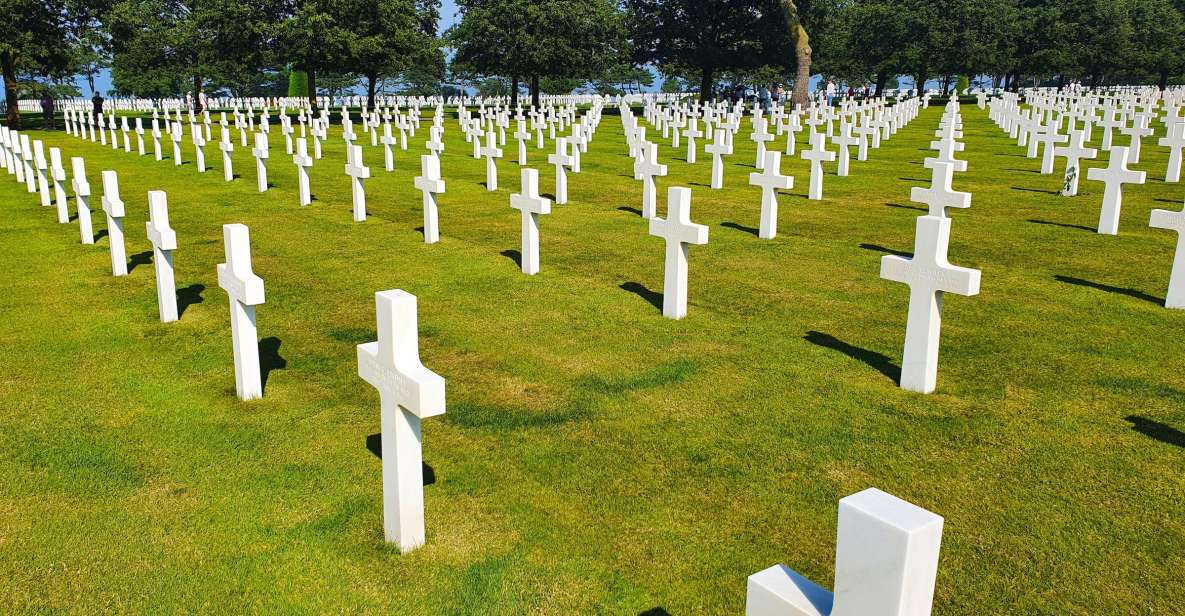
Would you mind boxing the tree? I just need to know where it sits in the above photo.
[450,0,625,107]
[109,0,276,105]
[628,0,793,104]
[276,0,357,109]
[1126,0,1184,89]
[0,0,71,127]
[342,0,440,109]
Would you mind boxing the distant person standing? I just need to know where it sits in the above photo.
[825,79,837,107]
[91,92,104,118]
[40,92,55,130]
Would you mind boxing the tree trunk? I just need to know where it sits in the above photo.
[915,72,927,97]
[780,1,812,108]
[308,67,318,111]
[531,75,539,108]
[367,73,377,110]
[87,71,97,96]
[1160,71,1169,91]
[511,75,519,108]
[2,51,18,129]
[699,66,715,104]
[874,72,889,97]
[193,74,204,113]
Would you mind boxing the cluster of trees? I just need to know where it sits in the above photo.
[4,0,1185,127]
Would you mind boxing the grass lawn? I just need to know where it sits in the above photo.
[1,103,1183,614]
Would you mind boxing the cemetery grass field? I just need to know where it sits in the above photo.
[3,104,1185,614]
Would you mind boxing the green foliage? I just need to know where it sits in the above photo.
[288,70,309,98]
[449,0,626,85]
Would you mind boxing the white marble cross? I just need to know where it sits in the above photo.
[705,128,731,190]
[746,488,944,616]
[101,170,128,277]
[381,123,397,172]
[831,122,859,177]
[1150,203,1185,309]
[415,154,445,244]
[49,148,69,223]
[146,191,179,323]
[252,133,270,192]
[635,142,669,219]
[170,122,183,166]
[293,137,313,206]
[217,224,266,401]
[218,126,235,182]
[749,151,794,239]
[1120,114,1153,163]
[71,157,94,244]
[548,137,573,205]
[1159,119,1185,183]
[514,121,531,165]
[802,132,836,201]
[480,130,503,191]
[911,159,970,218]
[346,144,371,222]
[357,289,446,553]
[1054,129,1096,197]
[1037,126,1068,175]
[880,215,981,394]
[152,119,163,161]
[751,117,774,170]
[1087,145,1145,235]
[510,167,552,275]
[684,118,703,164]
[33,140,51,207]
[426,126,445,160]
[193,125,208,173]
[649,187,709,319]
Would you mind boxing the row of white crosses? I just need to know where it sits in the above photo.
[882,101,982,395]
[989,89,1185,309]
[2,126,188,327]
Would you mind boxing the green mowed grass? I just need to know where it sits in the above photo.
[1,104,1183,613]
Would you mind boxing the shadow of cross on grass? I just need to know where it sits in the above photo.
[258,337,287,393]
[804,331,900,383]
[127,250,153,274]
[365,433,437,485]
[1125,416,1185,448]
[1053,275,1163,306]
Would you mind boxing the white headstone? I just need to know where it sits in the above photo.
[293,137,313,207]
[146,191,179,323]
[748,151,794,239]
[746,488,944,616]
[635,142,668,219]
[510,167,552,275]
[346,144,371,222]
[480,130,503,191]
[1150,203,1185,308]
[101,170,128,277]
[414,154,445,244]
[217,224,266,401]
[649,187,709,320]
[548,137,573,205]
[1086,145,1145,235]
[880,215,981,394]
[357,289,446,553]
[252,133,270,192]
[71,157,94,244]
[802,132,836,200]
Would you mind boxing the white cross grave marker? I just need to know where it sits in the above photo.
[219,126,235,182]
[357,289,446,553]
[1086,145,1145,235]
[649,187,709,320]
[252,133,270,192]
[346,144,371,222]
[71,157,94,244]
[746,488,944,616]
[705,128,732,190]
[548,137,573,205]
[510,167,552,275]
[1150,203,1185,309]
[880,215,981,394]
[101,170,128,277]
[911,160,970,218]
[635,142,668,219]
[217,224,266,401]
[293,137,313,207]
[802,132,836,200]
[146,191,179,323]
[749,151,794,239]
[49,148,69,224]
[415,154,446,244]
[481,130,503,191]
